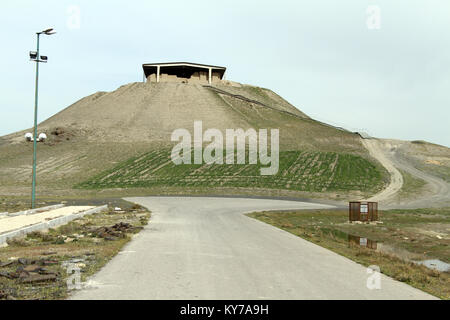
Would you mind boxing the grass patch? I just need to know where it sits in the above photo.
[398,170,427,199]
[247,207,450,299]
[0,202,150,300]
[75,148,386,196]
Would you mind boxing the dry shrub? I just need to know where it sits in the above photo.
[131,204,143,210]
[6,237,30,247]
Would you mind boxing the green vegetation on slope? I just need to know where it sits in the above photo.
[76,148,386,194]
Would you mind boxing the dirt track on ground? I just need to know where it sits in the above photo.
[362,139,404,203]
[362,138,450,208]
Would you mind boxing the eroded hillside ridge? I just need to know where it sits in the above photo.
[4,81,364,153]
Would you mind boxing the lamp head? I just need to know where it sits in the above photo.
[38,28,56,35]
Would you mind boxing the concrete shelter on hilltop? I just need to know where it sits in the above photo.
[143,62,226,84]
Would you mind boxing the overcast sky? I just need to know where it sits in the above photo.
[1,0,449,147]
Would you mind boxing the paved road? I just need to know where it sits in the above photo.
[71,197,435,300]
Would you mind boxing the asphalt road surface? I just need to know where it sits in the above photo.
[71,197,435,300]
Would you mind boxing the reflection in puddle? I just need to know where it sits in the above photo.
[415,259,450,273]
[322,228,449,273]
[320,228,379,249]
[348,235,377,249]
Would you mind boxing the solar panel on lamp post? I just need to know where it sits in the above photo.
[29,28,56,209]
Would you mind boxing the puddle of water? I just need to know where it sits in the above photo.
[320,227,449,273]
[414,259,450,273]
[348,234,378,250]
[320,227,378,249]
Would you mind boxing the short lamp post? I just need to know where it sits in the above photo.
[29,28,56,209]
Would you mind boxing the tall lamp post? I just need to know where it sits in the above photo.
[29,28,56,209]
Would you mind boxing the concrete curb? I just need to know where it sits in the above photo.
[0,205,108,245]
[7,204,65,217]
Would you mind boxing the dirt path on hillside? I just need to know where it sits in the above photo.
[362,138,450,208]
[362,139,404,203]
[376,139,450,208]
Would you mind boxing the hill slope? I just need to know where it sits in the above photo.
[5,82,363,151]
[0,81,387,199]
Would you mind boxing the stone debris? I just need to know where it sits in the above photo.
[41,251,57,256]
[21,265,42,273]
[40,260,58,266]
[64,237,75,243]
[0,271,14,279]
[0,257,59,284]
[0,260,14,268]
[0,289,17,300]
[20,274,58,284]
[0,290,7,299]
[0,204,148,300]
[92,222,140,240]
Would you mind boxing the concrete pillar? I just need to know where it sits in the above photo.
[208,68,212,85]
[157,65,160,83]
